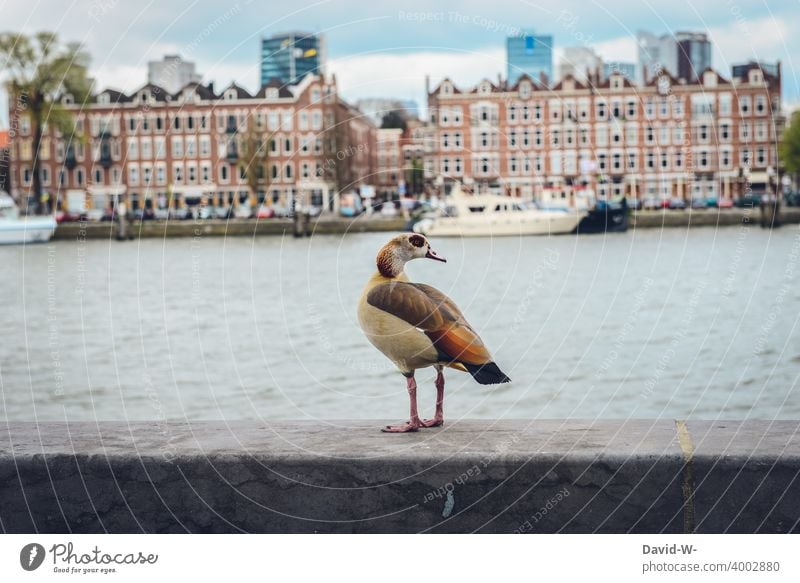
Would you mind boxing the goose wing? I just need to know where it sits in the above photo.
[366,282,493,366]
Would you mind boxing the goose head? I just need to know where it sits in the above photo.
[376,234,446,278]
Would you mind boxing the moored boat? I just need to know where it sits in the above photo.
[412,184,585,237]
[0,193,57,245]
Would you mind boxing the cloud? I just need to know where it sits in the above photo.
[329,47,505,107]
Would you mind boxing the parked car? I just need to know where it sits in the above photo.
[642,198,661,210]
[169,208,190,220]
[626,198,643,210]
[717,198,734,209]
[255,205,275,219]
[154,208,170,220]
[86,208,105,222]
[234,205,253,219]
[668,198,687,210]
[690,197,707,209]
[271,205,292,218]
[735,193,764,208]
[214,206,233,219]
[785,191,800,207]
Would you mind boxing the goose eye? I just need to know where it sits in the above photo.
[409,235,425,248]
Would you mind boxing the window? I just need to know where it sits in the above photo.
[173,163,183,183]
[755,95,767,115]
[596,101,607,119]
[128,165,139,186]
[720,123,731,142]
[719,93,732,116]
[172,137,183,157]
[127,138,138,160]
[740,96,751,115]
[219,164,229,183]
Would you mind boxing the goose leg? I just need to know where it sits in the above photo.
[382,374,422,433]
[421,367,445,428]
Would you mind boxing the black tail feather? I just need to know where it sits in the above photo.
[462,361,511,385]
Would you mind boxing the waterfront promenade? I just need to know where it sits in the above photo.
[51,207,800,239]
[1,420,797,533]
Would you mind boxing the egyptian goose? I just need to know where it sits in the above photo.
[358,233,510,433]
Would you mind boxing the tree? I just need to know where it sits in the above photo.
[779,111,800,185]
[239,123,271,205]
[0,32,91,213]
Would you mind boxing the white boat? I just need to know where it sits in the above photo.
[0,193,57,245]
[413,184,585,237]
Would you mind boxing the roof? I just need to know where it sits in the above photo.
[220,83,252,99]
[255,78,294,99]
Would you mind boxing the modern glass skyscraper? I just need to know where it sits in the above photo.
[676,32,711,82]
[260,32,324,87]
[507,31,553,85]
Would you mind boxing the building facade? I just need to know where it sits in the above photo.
[260,32,324,87]
[426,63,782,204]
[507,31,553,85]
[7,74,376,214]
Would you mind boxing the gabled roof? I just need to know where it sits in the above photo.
[97,88,132,104]
[220,82,252,99]
[507,73,544,92]
[429,78,462,96]
[255,78,293,99]
[595,73,636,90]
[551,74,589,91]
[695,68,730,85]
[174,81,217,100]
[132,83,170,102]
[469,78,501,94]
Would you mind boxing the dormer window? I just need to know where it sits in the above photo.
[98,93,110,105]
[140,91,150,103]
[749,70,763,84]
[441,81,452,95]
[63,93,74,105]
[519,81,531,98]
[703,71,717,88]
[611,76,622,90]
[225,89,237,100]
[266,88,279,99]
[479,81,491,94]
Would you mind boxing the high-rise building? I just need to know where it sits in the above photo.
[507,31,553,85]
[676,32,712,82]
[637,31,678,83]
[260,32,324,86]
[147,55,201,94]
[603,61,637,81]
[558,47,602,84]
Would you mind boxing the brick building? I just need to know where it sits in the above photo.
[7,74,376,214]
[426,62,783,205]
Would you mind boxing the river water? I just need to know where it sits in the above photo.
[1,225,799,422]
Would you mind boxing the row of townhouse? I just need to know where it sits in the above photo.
[425,62,784,205]
[7,74,376,213]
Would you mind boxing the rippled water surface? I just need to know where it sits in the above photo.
[2,225,799,422]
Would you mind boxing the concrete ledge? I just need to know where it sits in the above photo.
[53,217,407,240]
[1,420,798,533]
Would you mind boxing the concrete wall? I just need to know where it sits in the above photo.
[53,208,800,240]
[1,420,798,533]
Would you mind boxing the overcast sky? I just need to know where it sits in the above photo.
[1,0,798,125]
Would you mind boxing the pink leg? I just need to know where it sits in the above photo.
[382,375,422,433]
[421,368,445,428]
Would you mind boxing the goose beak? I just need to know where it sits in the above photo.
[426,247,447,263]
